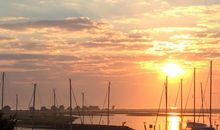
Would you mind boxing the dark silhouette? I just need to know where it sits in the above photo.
[0,112,16,130]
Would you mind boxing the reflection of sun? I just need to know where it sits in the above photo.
[169,116,180,130]
[163,63,184,77]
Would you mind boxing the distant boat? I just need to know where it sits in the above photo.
[186,122,215,130]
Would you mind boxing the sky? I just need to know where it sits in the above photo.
[0,0,220,110]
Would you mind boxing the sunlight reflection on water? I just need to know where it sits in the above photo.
[169,116,180,130]
[17,113,220,130]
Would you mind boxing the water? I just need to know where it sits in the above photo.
[17,114,220,130]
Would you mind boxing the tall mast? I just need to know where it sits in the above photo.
[200,82,205,124]
[53,88,56,108]
[16,94,18,113]
[107,81,111,126]
[69,79,72,130]
[53,88,57,129]
[32,83,36,130]
[193,68,196,125]
[210,60,213,128]
[165,76,168,130]
[1,72,5,110]
[180,78,183,130]
[82,92,85,124]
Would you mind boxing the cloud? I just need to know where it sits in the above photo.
[0,36,16,42]
[0,17,111,32]
[0,53,80,76]
[165,0,220,6]
[0,12,219,71]
[0,53,79,61]
[0,17,29,23]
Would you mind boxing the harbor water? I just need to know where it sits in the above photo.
[17,113,220,130]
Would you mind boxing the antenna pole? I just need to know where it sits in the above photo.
[69,79,72,130]
[210,61,213,128]
[1,72,5,110]
[107,81,111,126]
[165,76,168,130]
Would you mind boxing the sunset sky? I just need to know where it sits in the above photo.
[0,0,220,109]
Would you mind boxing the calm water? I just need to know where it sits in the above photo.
[17,114,220,130]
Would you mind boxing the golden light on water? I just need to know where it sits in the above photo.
[169,116,180,130]
[163,63,184,77]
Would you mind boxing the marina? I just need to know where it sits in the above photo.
[0,0,220,129]
[0,61,220,130]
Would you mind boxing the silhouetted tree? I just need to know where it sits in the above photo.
[51,105,58,111]
[29,107,34,111]
[0,112,16,130]
[74,105,81,110]
[3,105,11,112]
[59,105,65,111]
[40,106,48,111]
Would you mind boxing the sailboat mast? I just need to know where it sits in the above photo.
[180,78,183,130]
[200,82,205,124]
[16,94,18,113]
[82,92,85,124]
[210,60,213,128]
[107,81,111,126]
[32,83,36,130]
[53,88,57,129]
[1,72,5,110]
[165,76,168,130]
[53,88,56,108]
[193,68,196,124]
[69,79,72,130]
[33,83,36,115]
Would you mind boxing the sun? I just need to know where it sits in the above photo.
[163,63,184,77]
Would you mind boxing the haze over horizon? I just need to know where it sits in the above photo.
[0,0,220,110]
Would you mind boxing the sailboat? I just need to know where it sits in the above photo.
[16,83,77,129]
[185,61,215,130]
[0,72,17,130]
[69,80,134,130]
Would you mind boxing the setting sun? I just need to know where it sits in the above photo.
[163,63,184,77]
